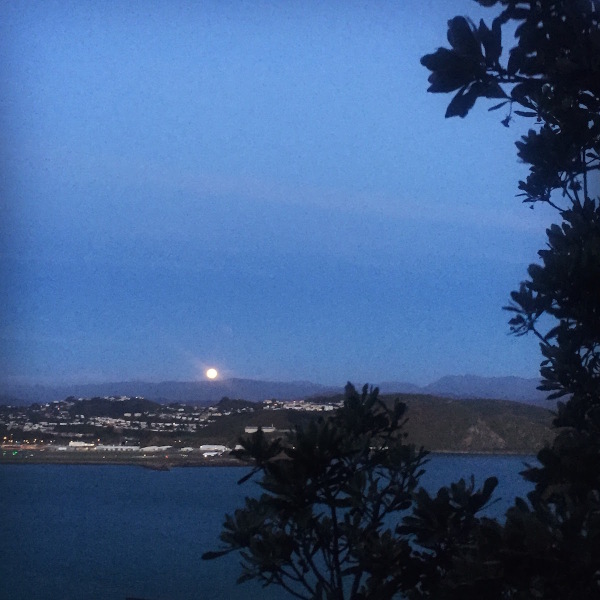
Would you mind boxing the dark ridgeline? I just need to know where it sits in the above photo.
[0,375,548,406]
[0,378,338,406]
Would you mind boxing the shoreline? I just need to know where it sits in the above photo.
[0,449,248,470]
[0,449,537,470]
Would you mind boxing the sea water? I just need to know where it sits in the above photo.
[0,455,536,600]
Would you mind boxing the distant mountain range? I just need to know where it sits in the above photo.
[0,374,555,407]
[380,375,554,407]
[0,378,337,406]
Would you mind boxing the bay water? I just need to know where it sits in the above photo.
[0,455,536,600]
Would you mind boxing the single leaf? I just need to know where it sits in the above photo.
[507,47,524,75]
[445,84,479,118]
[479,18,502,66]
[427,70,472,93]
[491,16,503,62]
[202,549,230,560]
[488,100,509,111]
[447,16,481,57]
[482,476,499,502]
[420,47,457,72]
[237,572,256,584]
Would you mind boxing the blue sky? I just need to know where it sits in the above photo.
[1,0,555,386]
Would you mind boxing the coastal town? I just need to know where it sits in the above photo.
[1,389,558,461]
[0,394,342,465]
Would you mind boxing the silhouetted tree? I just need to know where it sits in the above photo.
[203,383,429,599]
[421,0,599,208]
[413,1,600,597]
[204,2,599,598]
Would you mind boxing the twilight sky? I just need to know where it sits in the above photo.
[1,0,556,387]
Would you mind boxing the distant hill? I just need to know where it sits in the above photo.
[66,396,162,418]
[425,375,551,405]
[378,381,422,394]
[0,384,557,453]
[396,393,555,454]
[159,391,557,454]
[0,374,555,407]
[0,379,338,406]
[380,375,554,407]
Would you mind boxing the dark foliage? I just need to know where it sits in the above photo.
[506,199,600,426]
[413,1,600,598]
[205,2,600,598]
[203,383,429,599]
[421,0,600,207]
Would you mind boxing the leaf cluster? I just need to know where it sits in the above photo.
[506,198,600,425]
[399,430,600,600]
[421,15,504,116]
[204,4,600,599]
[416,2,600,598]
[400,476,504,599]
[421,0,600,205]
[203,383,429,600]
[421,0,600,424]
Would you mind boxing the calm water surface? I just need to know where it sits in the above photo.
[0,455,536,600]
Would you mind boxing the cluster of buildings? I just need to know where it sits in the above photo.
[0,397,246,442]
[263,398,339,411]
[0,394,343,451]
[63,440,231,457]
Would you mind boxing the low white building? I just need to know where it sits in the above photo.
[67,441,95,450]
[199,444,230,455]
[140,445,172,452]
[96,445,141,452]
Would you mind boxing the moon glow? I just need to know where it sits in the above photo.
[206,368,218,380]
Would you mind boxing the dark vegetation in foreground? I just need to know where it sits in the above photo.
[204,2,600,598]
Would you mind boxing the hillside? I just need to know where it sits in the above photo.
[0,391,556,455]
[395,394,555,453]
[379,375,552,407]
[205,393,556,454]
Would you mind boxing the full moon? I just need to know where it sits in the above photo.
[206,368,218,380]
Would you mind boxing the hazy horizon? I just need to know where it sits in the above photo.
[2,1,550,387]
[1,371,540,390]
